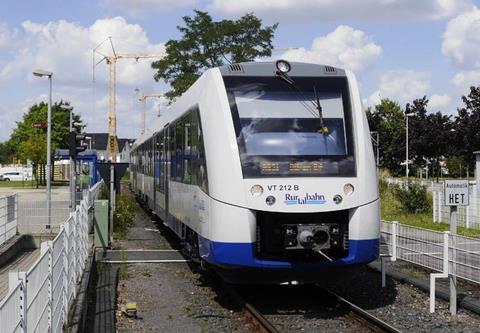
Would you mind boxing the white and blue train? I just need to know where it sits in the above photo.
[130,60,379,283]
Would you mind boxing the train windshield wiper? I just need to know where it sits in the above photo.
[275,70,329,135]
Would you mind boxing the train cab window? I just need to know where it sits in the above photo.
[223,76,356,178]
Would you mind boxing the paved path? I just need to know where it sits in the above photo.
[0,249,40,300]
[97,249,187,263]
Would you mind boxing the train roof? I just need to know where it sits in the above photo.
[131,61,348,149]
[218,61,346,77]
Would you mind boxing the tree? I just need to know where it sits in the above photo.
[454,86,480,174]
[8,101,84,186]
[406,96,453,179]
[152,10,278,99]
[0,142,15,165]
[366,99,405,176]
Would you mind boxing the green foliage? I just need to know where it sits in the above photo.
[366,99,405,176]
[152,10,277,99]
[113,193,138,239]
[119,248,129,279]
[454,86,480,171]
[0,142,15,164]
[395,182,431,213]
[4,101,84,186]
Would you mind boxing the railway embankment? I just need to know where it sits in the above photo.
[83,196,480,333]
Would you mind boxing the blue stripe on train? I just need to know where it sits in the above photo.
[198,236,379,270]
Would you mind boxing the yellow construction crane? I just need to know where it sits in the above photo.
[94,37,163,161]
[137,92,164,135]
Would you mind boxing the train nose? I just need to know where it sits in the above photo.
[313,230,329,245]
[298,230,315,247]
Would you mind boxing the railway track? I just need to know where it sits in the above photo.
[217,281,402,333]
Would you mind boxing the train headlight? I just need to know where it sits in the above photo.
[276,60,291,73]
[343,183,354,196]
[266,195,276,206]
[250,184,264,197]
[333,194,343,205]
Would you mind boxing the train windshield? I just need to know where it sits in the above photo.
[223,76,356,178]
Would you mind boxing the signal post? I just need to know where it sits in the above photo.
[444,179,469,315]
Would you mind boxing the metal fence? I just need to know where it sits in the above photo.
[17,200,70,234]
[0,194,18,247]
[380,220,480,284]
[433,185,480,229]
[0,181,102,333]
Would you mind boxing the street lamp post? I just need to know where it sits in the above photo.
[33,69,53,229]
[61,105,75,213]
[405,113,414,178]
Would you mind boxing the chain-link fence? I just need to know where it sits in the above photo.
[381,220,480,284]
[0,181,102,333]
[432,184,480,229]
[0,194,17,247]
[17,200,70,234]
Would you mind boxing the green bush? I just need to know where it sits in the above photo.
[114,193,138,239]
[395,182,431,213]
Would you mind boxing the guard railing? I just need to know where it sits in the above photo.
[0,181,103,333]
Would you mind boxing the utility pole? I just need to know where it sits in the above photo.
[93,37,163,161]
[138,93,163,135]
[405,113,414,178]
[33,70,53,230]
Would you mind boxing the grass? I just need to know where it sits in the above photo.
[118,248,129,279]
[0,180,68,188]
[381,182,480,239]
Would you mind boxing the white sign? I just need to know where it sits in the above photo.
[444,179,469,206]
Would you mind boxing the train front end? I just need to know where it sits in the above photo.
[199,61,379,283]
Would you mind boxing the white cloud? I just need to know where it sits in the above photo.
[428,93,452,110]
[99,0,197,18]
[451,69,480,88]
[367,70,431,106]
[0,17,165,141]
[442,6,480,69]
[280,25,381,73]
[0,23,12,50]
[211,0,472,23]
[442,6,480,91]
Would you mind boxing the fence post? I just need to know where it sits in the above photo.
[19,271,28,333]
[41,240,53,331]
[433,192,437,222]
[63,221,69,316]
[466,205,470,229]
[438,192,442,223]
[392,221,398,261]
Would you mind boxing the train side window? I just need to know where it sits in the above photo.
[183,113,192,184]
[189,111,198,186]
[197,111,208,193]
[170,123,176,180]
[150,138,154,177]
[159,132,165,193]
[175,120,184,182]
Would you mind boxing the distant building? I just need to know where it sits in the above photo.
[85,133,135,163]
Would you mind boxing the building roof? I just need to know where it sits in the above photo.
[85,133,135,151]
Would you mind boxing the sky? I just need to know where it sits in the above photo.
[0,0,479,141]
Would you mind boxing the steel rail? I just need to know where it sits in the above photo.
[324,289,403,333]
[211,274,281,333]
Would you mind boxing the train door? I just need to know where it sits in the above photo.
[164,125,170,221]
[152,134,157,212]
